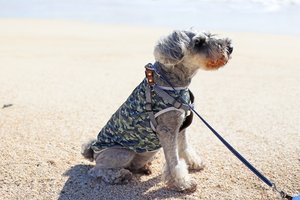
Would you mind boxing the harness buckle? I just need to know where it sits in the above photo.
[145,102,152,112]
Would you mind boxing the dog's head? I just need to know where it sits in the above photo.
[154,30,233,71]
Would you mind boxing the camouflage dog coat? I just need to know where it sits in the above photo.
[91,65,193,153]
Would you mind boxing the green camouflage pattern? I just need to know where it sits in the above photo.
[91,79,191,153]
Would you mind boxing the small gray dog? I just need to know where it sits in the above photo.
[82,30,233,192]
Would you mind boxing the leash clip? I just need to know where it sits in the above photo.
[272,183,293,200]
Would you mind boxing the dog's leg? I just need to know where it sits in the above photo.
[89,147,135,184]
[178,129,204,171]
[128,150,158,175]
[156,111,197,192]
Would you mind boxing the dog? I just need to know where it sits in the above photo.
[82,30,233,192]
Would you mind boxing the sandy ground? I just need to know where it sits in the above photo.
[0,19,299,200]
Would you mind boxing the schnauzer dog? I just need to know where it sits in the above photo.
[82,30,233,192]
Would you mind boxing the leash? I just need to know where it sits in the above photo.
[146,62,299,200]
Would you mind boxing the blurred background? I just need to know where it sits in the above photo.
[0,0,300,35]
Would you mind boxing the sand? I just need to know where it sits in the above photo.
[0,19,299,200]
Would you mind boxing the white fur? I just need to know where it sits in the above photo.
[180,147,205,170]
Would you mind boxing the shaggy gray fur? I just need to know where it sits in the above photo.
[81,139,97,162]
[82,29,233,193]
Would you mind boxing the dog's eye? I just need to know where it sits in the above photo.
[195,37,206,47]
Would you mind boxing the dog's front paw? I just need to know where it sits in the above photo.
[180,148,205,171]
[170,178,197,193]
[163,160,197,193]
[187,157,205,171]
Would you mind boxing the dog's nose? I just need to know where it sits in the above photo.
[194,37,207,47]
[227,46,233,54]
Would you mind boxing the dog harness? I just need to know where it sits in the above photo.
[91,63,194,153]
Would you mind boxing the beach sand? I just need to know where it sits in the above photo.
[0,19,299,200]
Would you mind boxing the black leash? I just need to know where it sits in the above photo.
[148,62,299,200]
[189,105,294,200]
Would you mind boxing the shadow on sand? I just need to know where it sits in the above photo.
[59,164,186,200]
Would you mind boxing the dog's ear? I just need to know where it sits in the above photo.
[154,30,190,66]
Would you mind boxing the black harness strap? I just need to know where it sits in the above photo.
[179,90,194,132]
